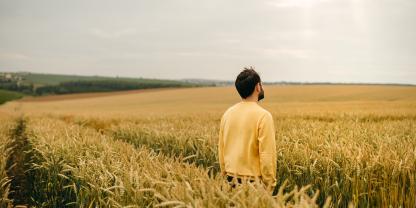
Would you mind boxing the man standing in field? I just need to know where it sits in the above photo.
[218,67,277,193]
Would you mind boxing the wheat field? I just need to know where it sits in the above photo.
[0,85,415,207]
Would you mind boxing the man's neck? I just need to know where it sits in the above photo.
[242,96,258,103]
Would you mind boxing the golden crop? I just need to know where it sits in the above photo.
[0,85,415,207]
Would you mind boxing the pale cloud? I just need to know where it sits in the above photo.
[173,51,243,59]
[89,28,137,39]
[221,39,242,44]
[264,29,318,41]
[0,52,30,61]
[262,48,312,59]
[267,0,333,8]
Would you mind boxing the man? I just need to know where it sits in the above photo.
[218,67,277,192]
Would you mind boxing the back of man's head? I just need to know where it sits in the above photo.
[235,67,261,99]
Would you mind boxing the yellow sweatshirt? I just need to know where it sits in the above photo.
[218,100,277,187]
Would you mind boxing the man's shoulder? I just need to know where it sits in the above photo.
[252,104,273,125]
[222,103,240,119]
[222,102,271,118]
[260,110,273,121]
[253,103,272,118]
[256,104,270,113]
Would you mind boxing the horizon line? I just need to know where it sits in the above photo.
[1,71,415,87]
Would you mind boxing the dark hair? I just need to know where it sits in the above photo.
[235,67,261,99]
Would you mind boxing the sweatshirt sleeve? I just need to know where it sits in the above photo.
[258,112,277,188]
[218,115,226,175]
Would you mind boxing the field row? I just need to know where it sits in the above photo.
[0,116,13,206]
[0,116,324,207]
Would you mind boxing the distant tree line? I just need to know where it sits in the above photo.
[34,80,199,95]
[0,79,204,96]
[0,79,34,94]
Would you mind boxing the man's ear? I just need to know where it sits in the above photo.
[255,83,261,92]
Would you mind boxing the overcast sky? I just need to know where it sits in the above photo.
[0,0,415,84]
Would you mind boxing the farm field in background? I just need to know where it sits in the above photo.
[0,85,415,207]
[0,89,23,105]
